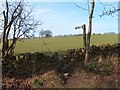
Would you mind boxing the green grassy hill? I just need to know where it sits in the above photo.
[14,34,118,54]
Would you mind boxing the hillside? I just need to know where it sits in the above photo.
[14,34,118,54]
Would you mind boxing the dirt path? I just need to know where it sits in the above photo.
[64,72,97,88]
[65,76,82,88]
[64,70,119,88]
[2,70,119,89]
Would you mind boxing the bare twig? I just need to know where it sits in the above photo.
[98,0,118,17]
[73,3,88,11]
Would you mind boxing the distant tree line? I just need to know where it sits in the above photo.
[53,32,116,38]
[39,30,53,38]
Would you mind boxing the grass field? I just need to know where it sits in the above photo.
[14,34,119,54]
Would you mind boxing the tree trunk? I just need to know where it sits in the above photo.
[85,0,95,65]
[7,38,17,55]
[2,0,9,58]
[2,38,17,58]
[1,0,14,58]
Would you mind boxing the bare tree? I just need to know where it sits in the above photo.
[75,0,118,65]
[75,0,95,65]
[1,0,41,58]
[85,0,95,65]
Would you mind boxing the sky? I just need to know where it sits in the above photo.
[0,0,119,36]
[30,1,118,36]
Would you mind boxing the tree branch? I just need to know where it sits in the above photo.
[74,3,88,11]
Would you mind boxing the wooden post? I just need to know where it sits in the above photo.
[75,24,86,49]
[82,24,86,49]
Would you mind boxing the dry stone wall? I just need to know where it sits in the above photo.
[2,43,119,78]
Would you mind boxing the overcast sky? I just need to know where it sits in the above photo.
[0,0,119,36]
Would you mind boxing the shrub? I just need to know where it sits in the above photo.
[31,79,44,88]
[86,61,113,75]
